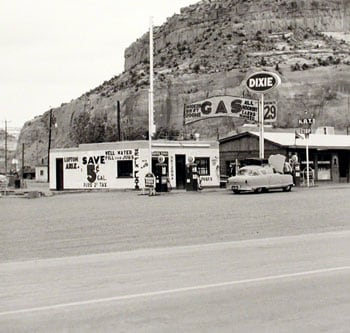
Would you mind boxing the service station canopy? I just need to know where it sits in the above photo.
[184,95,277,125]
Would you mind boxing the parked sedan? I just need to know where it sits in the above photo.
[227,165,293,194]
[0,174,7,184]
[0,174,8,193]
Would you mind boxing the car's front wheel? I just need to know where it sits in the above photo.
[283,185,292,192]
[233,189,240,194]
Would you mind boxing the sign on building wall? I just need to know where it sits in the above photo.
[62,149,142,189]
[184,96,277,124]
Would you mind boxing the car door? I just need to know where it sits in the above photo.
[253,168,269,189]
[265,167,281,188]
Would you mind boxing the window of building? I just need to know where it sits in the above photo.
[40,170,44,176]
[117,160,133,178]
[195,157,210,175]
[317,155,331,180]
[317,161,331,180]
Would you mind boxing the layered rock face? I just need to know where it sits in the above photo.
[125,0,350,70]
[17,0,350,167]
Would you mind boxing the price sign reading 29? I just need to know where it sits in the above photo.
[264,101,277,122]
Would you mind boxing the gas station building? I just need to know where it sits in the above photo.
[49,140,220,191]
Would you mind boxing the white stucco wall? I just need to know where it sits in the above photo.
[50,140,220,190]
[35,166,48,182]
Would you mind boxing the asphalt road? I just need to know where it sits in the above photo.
[1,186,350,332]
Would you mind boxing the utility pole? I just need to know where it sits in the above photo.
[347,96,350,135]
[116,100,121,141]
[36,130,39,164]
[4,120,8,175]
[47,109,52,183]
[47,109,56,183]
[21,143,25,180]
[148,16,155,174]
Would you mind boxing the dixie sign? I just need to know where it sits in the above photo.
[246,72,281,93]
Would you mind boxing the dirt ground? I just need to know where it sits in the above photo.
[1,185,350,262]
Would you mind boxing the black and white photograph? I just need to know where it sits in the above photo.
[1,0,350,332]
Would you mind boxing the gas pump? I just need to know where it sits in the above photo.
[185,156,199,191]
[290,153,300,186]
[154,155,168,192]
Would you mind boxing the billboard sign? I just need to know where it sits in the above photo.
[246,72,281,93]
[184,96,277,124]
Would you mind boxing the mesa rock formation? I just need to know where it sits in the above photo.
[17,0,350,167]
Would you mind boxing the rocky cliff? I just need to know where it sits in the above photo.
[17,0,350,167]
[125,0,350,70]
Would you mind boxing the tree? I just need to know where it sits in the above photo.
[123,125,148,140]
[105,123,119,142]
[153,126,180,140]
[86,114,106,143]
[70,111,149,144]
[70,111,91,144]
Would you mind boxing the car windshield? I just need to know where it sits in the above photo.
[238,168,260,176]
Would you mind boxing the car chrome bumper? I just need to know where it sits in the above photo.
[230,184,252,191]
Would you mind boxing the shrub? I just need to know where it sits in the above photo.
[193,64,200,73]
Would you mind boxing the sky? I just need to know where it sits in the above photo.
[1,0,199,129]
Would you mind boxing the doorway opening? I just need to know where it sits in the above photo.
[56,158,64,191]
[175,154,186,189]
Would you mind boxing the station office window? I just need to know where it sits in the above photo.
[195,157,210,175]
[317,156,331,180]
[117,160,133,178]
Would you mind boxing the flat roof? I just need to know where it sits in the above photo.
[51,139,218,153]
[221,131,350,150]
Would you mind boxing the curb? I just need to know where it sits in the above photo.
[2,183,349,198]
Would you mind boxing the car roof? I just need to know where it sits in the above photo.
[240,165,265,170]
[241,158,269,166]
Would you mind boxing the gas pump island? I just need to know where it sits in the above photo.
[146,154,201,194]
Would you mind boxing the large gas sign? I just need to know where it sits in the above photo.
[184,95,277,124]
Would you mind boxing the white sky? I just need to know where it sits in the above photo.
[0,0,199,128]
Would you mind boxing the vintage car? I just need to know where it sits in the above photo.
[0,174,8,193]
[227,165,294,194]
[0,174,7,184]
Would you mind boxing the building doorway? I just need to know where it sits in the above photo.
[56,158,64,191]
[338,151,349,182]
[175,154,186,189]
